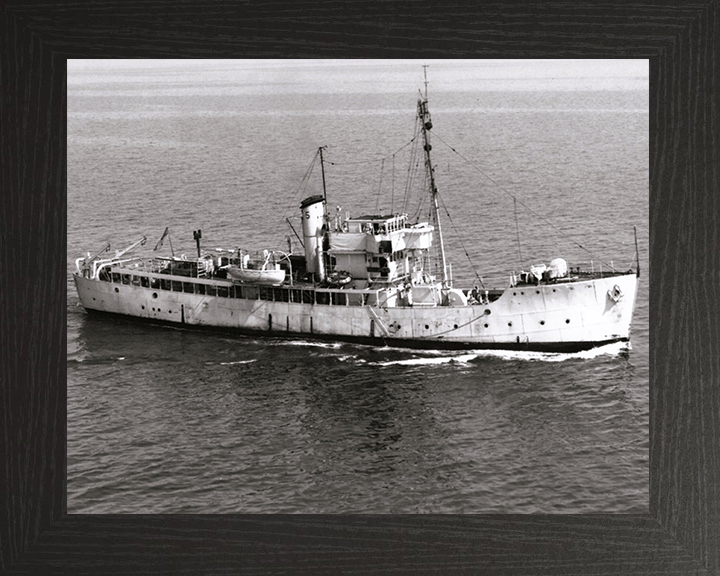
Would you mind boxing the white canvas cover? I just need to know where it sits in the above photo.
[328,232,367,252]
[403,226,433,249]
[548,258,568,278]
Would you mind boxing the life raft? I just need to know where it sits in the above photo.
[608,284,624,302]
[327,270,352,286]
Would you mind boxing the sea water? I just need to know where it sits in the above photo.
[67,61,648,513]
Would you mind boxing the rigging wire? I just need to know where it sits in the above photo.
[390,154,396,214]
[270,149,320,249]
[513,198,523,266]
[402,116,423,215]
[374,158,385,213]
[409,167,429,223]
[430,130,617,270]
[436,189,486,289]
[326,136,416,166]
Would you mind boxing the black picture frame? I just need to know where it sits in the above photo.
[2,2,718,574]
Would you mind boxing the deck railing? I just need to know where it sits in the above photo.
[101,266,390,307]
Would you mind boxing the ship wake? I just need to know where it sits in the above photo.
[369,340,630,367]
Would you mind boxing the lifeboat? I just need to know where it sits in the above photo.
[226,251,286,286]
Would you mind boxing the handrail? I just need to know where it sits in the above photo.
[270,250,293,286]
[93,258,144,280]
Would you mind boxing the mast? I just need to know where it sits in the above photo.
[319,146,328,205]
[418,69,449,287]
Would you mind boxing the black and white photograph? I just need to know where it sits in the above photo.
[67,59,649,514]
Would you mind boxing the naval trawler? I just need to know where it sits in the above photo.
[73,78,639,352]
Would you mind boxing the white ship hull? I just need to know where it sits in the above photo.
[73,271,637,352]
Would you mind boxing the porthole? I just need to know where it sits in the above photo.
[425,324,429,330]
[152,293,158,299]
[552,289,556,292]
[484,309,491,315]
[540,320,545,325]
[141,305,145,310]
[513,292,517,296]
[536,290,540,294]
[484,323,489,328]
[168,310,172,314]
[520,291,524,295]
[152,307,155,311]
[114,287,119,293]
[508,322,513,327]
[566,319,570,324]
[453,324,458,329]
